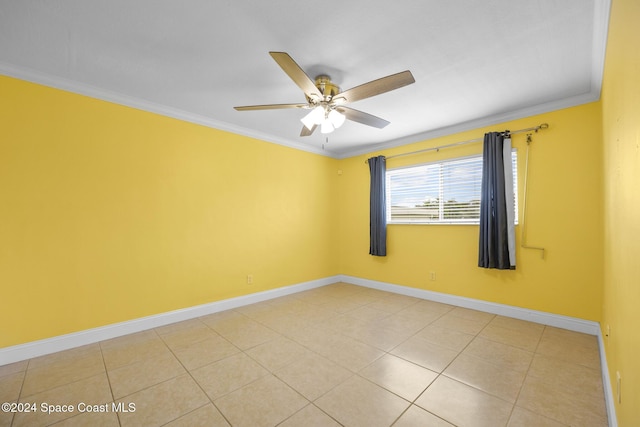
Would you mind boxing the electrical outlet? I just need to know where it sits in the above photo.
[429,271,436,281]
[247,274,253,285]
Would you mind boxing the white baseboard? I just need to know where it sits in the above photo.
[339,275,601,335]
[597,331,619,427]
[339,274,617,427]
[0,273,618,426]
[0,276,339,366]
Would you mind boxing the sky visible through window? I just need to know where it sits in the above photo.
[389,166,437,207]
[387,151,517,223]
[389,159,482,208]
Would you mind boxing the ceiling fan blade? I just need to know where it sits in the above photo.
[234,103,308,111]
[269,52,323,100]
[300,124,317,137]
[336,70,415,104]
[337,107,390,129]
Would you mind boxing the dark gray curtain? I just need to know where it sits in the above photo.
[368,155,387,256]
[478,132,515,269]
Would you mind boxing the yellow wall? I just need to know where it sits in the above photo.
[338,103,604,321]
[0,75,340,348]
[0,75,607,350]
[3,5,637,422]
[1,21,633,422]
[601,0,640,423]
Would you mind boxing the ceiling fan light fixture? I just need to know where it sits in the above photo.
[301,105,324,130]
[328,109,346,129]
[320,120,335,134]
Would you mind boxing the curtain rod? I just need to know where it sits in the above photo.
[365,123,549,163]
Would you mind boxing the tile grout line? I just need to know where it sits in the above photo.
[195,303,352,426]
[156,324,236,427]
[242,288,410,425]
[6,283,606,427]
[415,312,509,425]
[330,298,460,426]
[97,341,122,427]
[409,312,548,426]
[100,328,218,426]
[175,308,350,425]
[503,324,546,425]
[8,358,29,427]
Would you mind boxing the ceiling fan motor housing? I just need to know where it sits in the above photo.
[313,75,340,101]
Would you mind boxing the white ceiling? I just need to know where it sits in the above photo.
[0,0,610,158]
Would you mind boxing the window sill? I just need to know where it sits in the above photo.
[388,221,478,226]
[387,222,520,226]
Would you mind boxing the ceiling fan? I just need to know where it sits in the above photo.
[234,52,415,136]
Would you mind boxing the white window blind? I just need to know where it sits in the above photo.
[386,151,518,224]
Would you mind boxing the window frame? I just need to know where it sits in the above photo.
[385,150,518,225]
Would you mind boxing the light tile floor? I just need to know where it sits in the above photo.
[0,283,609,427]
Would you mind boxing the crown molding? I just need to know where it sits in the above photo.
[335,90,600,159]
[0,61,604,161]
[0,62,330,157]
[2,0,609,166]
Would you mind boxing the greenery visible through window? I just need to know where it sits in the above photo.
[385,151,518,224]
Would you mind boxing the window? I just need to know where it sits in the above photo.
[386,151,518,224]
